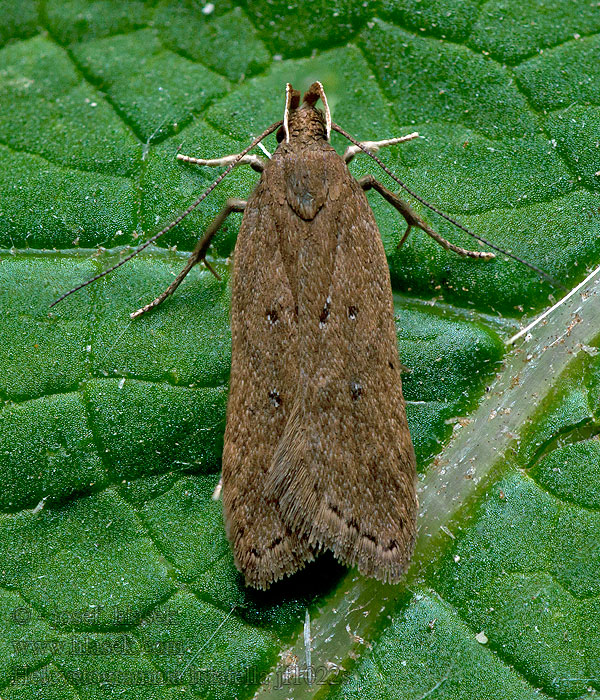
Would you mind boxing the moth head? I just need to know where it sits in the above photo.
[278,81,331,143]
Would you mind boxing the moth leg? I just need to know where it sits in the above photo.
[358,174,494,259]
[343,133,419,164]
[130,198,247,319]
[177,152,265,173]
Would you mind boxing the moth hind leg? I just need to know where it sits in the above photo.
[358,174,495,260]
[130,198,246,319]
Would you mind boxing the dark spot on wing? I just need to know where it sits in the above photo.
[350,382,362,401]
[319,299,330,326]
[266,308,279,325]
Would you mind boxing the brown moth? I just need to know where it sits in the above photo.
[223,84,421,589]
[215,83,494,589]
[54,82,550,590]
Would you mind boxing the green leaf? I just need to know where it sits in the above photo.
[0,2,598,699]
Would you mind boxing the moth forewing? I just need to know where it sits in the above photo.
[265,143,418,583]
[221,163,316,589]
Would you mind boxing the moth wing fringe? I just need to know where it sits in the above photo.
[267,412,417,584]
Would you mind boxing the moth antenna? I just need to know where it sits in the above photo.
[50,119,284,308]
[331,123,565,289]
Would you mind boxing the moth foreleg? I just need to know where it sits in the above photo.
[358,174,494,260]
[343,133,419,164]
[177,152,265,173]
[130,198,246,319]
